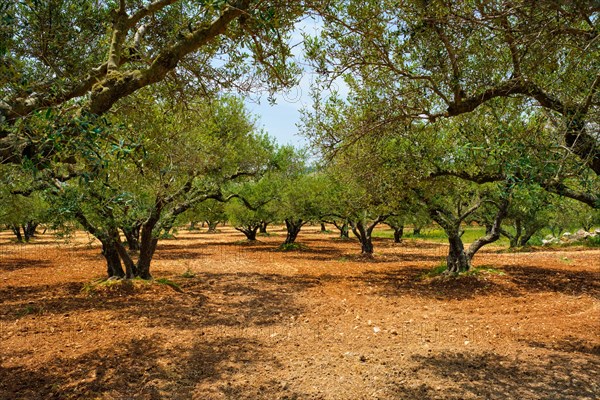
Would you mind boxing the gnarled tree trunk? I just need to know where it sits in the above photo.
[206,220,219,233]
[121,223,141,251]
[332,220,350,239]
[350,215,387,255]
[101,239,125,278]
[284,219,305,245]
[10,224,23,242]
[446,233,471,273]
[259,221,269,234]
[235,225,260,241]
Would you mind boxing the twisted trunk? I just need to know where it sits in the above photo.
[206,220,219,233]
[350,215,387,255]
[284,219,305,245]
[259,221,269,234]
[393,226,404,243]
[101,239,125,278]
[332,220,350,239]
[121,223,141,251]
[10,224,23,242]
[235,225,259,241]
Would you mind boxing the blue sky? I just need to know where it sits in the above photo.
[244,17,347,149]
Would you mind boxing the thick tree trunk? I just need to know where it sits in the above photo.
[360,236,374,254]
[206,220,219,233]
[333,221,350,239]
[23,221,37,241]
[393,226,404,243]
[102,240,125,278]
[350,217,384,256]
[519,227,538,247]
[236,226,259,241]
[10,224,23,242]
[115,240,137,278]
[284,219,304,245]
[122,224,141,251]
[135,212,161,280]
[320,222,326,232]
[446,234,471,273]
[259,221,269,234]
[136,237,158,280]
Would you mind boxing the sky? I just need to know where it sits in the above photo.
[244,17,348,149]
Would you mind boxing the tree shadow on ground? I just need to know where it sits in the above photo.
[348,260,600,300]
[350,267,514,300]
[0,272,321,329]
[0,257,54,272]
[500,264,600,299]
[525,335,600,357]
[0,335,313,400]
[385,350,599,399]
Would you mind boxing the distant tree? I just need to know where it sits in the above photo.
[0,190,48,242]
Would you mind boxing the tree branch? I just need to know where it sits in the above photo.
[88,2,248,115]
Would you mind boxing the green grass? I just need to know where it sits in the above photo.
[585,235,600,247]
[420,263,449,278]
[373,226,511,247]
[82,276,183,295]
[181,268,196,278]
[278,242,309,251]
[155,278,183,292]
[421,263,506,279]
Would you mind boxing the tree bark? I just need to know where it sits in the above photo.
[206,220,219,233]
[350,216,387,255]
[101,239,125,278]
[446,233,471,273]
[23,221,37,241]
[332,220,350,239]
[10,224,23,242]
[136,236,158,280]
[284,219,304,245]
[393,226,404,243]
[135,207,162,279]
[121,223,141,251]
[466,199,509,259]
[259,221,269,234]
[320,222,327,232]
[235,225,259,241]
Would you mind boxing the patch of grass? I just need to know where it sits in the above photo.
[373,227,511,247]
[234,239,258,245]
[421,264,505,279]
[81,276,183,295]
[331,235,353,241]
[181,268,196,278]
[466,266,506,276]
[16,304,45,318]
[155,278,183,292]
[278,242,308,251]
[585,235,600,247]
[258,232,276,237]
[421,263,449,278]
[559,256,573,265]
[81,277,137,296]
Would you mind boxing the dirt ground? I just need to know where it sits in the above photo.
[0,225,598,400]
